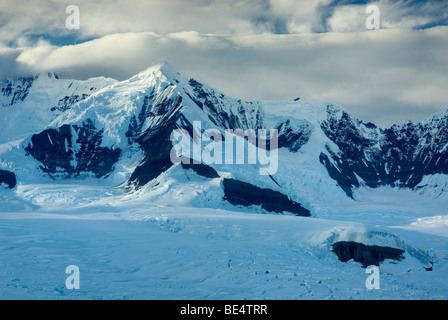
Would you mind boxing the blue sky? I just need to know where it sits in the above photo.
[0,0,447,126]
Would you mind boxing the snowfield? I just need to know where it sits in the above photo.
[1,179,447,300]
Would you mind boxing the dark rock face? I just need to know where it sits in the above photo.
[332,241,405,267]
[0,170,16,189]
[188,78,263,131]
[1,77,34,106]
[382,118,448,188]
[129,117,178,187]
[320,106,384,197]
[126,93,156,144]
[51,93,90,112]
[128,94,185,187]
[25,119,121,178]
[125,90,183,145]
[276,120,312,152]
[26,124,73,174]
[222,178,310,216]
[320,105,448,197]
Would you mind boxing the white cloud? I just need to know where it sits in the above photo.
[1,1,447,127]
[328,0,448,33]
[268,0,333,33]
[0,0,446,46]
[327,5,368,32]
[0,0,276,46]
[3,26,446,127]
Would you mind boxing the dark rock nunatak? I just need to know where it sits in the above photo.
[222,178,310,216]
[25,120,121,178]
[0,170,16,189]
[332,241,405,267]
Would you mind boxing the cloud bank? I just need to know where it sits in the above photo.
[0,0,447,127]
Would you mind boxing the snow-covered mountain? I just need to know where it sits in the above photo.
[1,61,448,300]
[1,61,448,215]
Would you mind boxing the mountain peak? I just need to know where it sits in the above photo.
[132,60,181,83]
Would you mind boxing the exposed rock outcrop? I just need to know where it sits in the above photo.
[332,241,405,267]
[222,178,310,216]
[0,170,16,189]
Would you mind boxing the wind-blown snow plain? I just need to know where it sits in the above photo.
[1,173,447,299]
